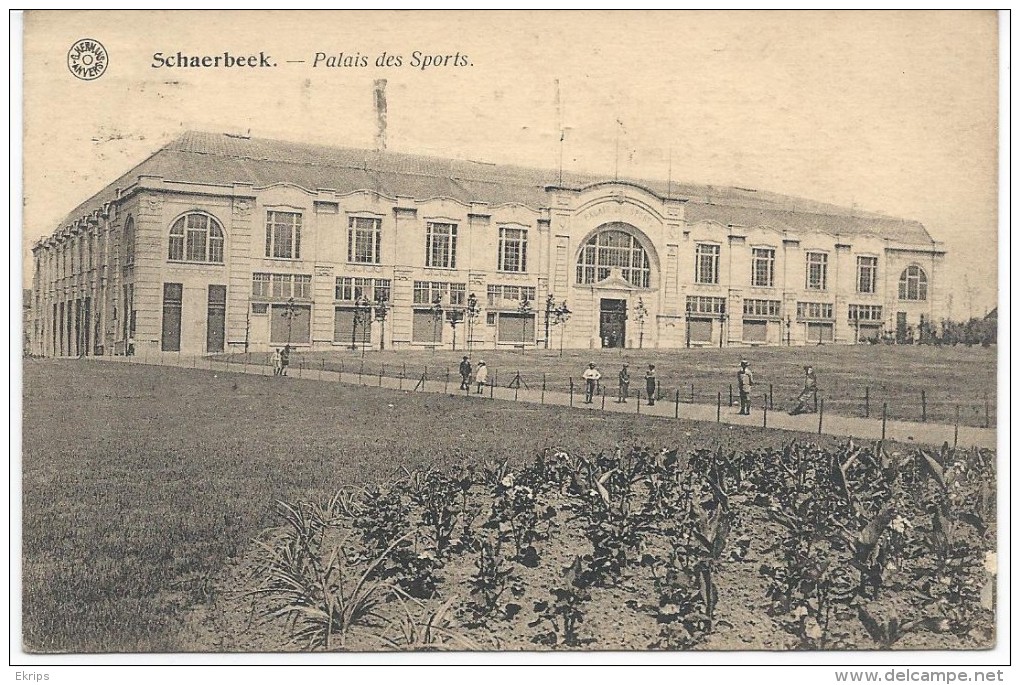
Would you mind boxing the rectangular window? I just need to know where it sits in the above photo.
[807,322,834,343]
[751,247,775,287]
[425,222,457,268]
[686,296,726,315]
[266,211,302,259]
[335,277,391,302]
[688,318,713,343]
[252,273,271,298]
[857,256,878,294]
[743,299,781,318]
[413,281,466,306]
[271,274,291,299]
[293,275,312,299]
[333,307,372,344]
[348,217,382,264]
[498,227,528,272]
[497,313,536,342]
[486,284,537,308]
[186,214,208,261]
[270,303,311,344]
[796,301,834,321]
[848,304,883,321]
[252,303,269,315]
[695,244,720,284]
[806,252,828,290]
[743,320,768,342]
[412,309,444,343]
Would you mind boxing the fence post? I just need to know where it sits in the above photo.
[569,377,573,406]
[398,364,403,389]
[954,405,960,450]
[637,390,641,414]
[763,395,768,429]
[445,367,450,394]
[865,386,870,418]
[813,387,818,413]
[728,384,733,407]
[690,383,695,404]
[818,399,824,435]
[360,360,365,385]
[380,363,385,386]
[515,381,520,402]
[490,377,494,399]
[541,373,546,405]
[321,359,325,374]
[601,389,606,410]
[769,384,774,410]
[716,392,721,422]
[921,390,927,423]
[881,402,887,442]
[984,391,990,428]
[675,389,680,419]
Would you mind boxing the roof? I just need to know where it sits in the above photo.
[50,130,935,245]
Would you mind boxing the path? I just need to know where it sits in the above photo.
[97,355,997,450]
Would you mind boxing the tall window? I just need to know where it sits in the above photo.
[805,252,828,290]
[425,222,457,268]
[123,217,136,266]
[348,217,382,264]
[898,265,928,301]
[576,229,651,288]
[695,244,720,284]
[498,226,528,272]
[751,247,775,287]
[169,213,225,263]
[265,211,302,259]
[857,256,878,294]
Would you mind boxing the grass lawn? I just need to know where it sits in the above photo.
[23,358,856,653]
[217,343,997,427]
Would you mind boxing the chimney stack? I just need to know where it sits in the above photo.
[373,79,387,151]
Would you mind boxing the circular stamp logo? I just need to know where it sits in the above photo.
[67,39,108,81]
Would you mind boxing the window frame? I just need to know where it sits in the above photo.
[805,251,828,291]
[169,212,226,264]
[575,229,652,288]
[856,255,878,294]
[265,210,303,260]
[695,243,721,285]
[750,247,776,288]
[347,216,383,265]
[497,225,529,273]
[898,265,928,301]
[425,221,458,269]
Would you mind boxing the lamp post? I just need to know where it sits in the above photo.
[518,296,532,353]
[785,315,792,346]
[283,296,297,347]
[544,293,555,350]
[448,308,463,351]
[466,292,480,352]
[374,294,389,350]
[352,294,371,356]
[633,297,648,349]
[431,295,444,353]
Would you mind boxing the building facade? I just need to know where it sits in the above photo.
[30,131,945,357]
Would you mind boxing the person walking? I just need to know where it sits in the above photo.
[737,359,754,415]
[474,360,488,394]
[582,362,601,403]
[271,348,282,377]
[790,365,818,415]
[459,355,472,390]
[617,363,630,403]
[644,364,657,406]
[280,344,291,377]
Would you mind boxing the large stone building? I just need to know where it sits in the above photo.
[30,131,945,357]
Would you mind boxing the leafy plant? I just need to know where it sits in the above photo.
[530,557,591,647]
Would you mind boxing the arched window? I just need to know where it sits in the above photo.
[576,228,651,288]
[898,265,928,301]
[123,216,135,266]
[169,213,225,263]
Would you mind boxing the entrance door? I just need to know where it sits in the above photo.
[896,311,907,343]
[162,283,183,351]
[599,298,627,348]
[206,285,226,353]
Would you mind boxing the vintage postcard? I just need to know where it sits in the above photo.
[16,9,1004,668]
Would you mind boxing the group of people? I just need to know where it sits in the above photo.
[736,359,819,416]
[270,345,291,376]
[582,362,659,406]
[458,356,489,394]
[459,355,819,416]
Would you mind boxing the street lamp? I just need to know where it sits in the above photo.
[283,296,298,346]
[431,295,444,353]
[633,297,648,349]
[352,294,371,355]
[544,293,555,350]
[518,296,532,353]
[374,294,389,351]
[466,292,480,352]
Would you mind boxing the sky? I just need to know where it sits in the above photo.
[20,10,1001,318]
